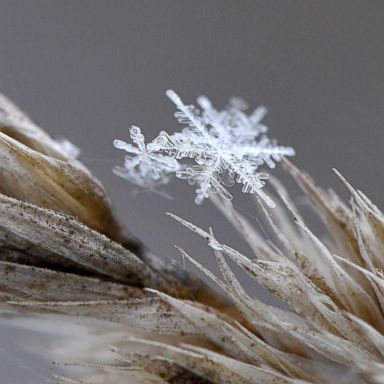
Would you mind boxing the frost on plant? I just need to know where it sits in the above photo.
[114,90,295,206]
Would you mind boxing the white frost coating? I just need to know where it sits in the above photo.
[52,138,81,159]
[114,90,295,206]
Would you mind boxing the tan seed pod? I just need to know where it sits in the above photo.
[0,93,125,242]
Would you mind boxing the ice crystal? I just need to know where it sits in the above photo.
[114,90,295,206]
[113,125,180,189]
[52,138,81,159]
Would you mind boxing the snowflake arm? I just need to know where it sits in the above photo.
[166,90,207,135]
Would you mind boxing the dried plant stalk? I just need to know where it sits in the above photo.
[0,93,384,384]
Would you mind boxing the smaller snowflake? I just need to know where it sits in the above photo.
[114,91,295,207]
[113,126,179,190]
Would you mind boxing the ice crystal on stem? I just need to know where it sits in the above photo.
[114,90,295,206]
[4,89,384,384]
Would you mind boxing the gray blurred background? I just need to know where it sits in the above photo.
[0,1,383,382]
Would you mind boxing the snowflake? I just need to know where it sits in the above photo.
[114,90,295,207]
[113,126,179,191]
